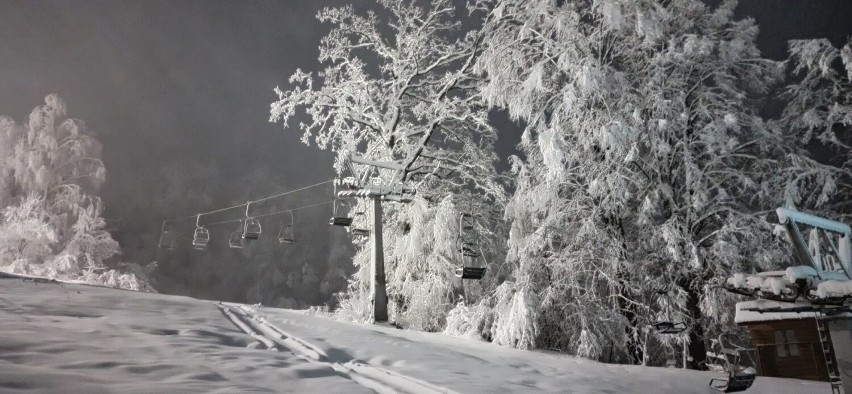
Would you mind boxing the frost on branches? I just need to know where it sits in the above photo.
[271,0,846,368]
[0,95,153,291]
[270,1,506,328]
[470,0,838,366]
[783,37,852,221]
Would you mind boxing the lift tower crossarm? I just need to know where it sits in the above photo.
[349,156,406,171]
[336,156,415,323]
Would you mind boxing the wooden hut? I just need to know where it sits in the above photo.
[735,300,836,382]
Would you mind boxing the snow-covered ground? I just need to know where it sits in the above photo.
[0,277,831,393]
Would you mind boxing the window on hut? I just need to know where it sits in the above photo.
[774,330,801,357]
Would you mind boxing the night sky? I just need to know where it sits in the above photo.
[1,0,851,298]
[0,0,350,217]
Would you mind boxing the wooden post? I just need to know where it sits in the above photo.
[371,196,388,323]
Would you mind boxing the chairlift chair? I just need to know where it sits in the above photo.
[706,334,757,393]
[650,291,688,335]
[229,220,245,249]
[456,213,486,280]
[192,214,210,251]
[347,212,369,237]
[242,202,262,240]
[329,199,353,226]
[456,266,487,280]
[351,228,370,237]
[460,242,480,258]
[278,211,295,244]
[192,227,210,250]
[158,220,176,250]
[651,321,687,334]
[458,213,480,257]
[710,370,757,393]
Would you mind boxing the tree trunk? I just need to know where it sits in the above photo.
[617,265,644,365]
[681,277,707,370]
[613,217,644,365]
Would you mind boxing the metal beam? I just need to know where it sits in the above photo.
[350,156,406,171]
[371,196,388,323]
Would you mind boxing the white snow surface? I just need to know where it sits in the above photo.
[0,277,832,393]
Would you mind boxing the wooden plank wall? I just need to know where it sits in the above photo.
[745,319,829,381]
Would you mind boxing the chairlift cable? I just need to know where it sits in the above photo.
[202,200,335,227]
[165,179,334,222]
[249,179,333,205]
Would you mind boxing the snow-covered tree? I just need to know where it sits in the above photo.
[471,0,837,366]
[270,0,506,328]
[783,37,852,220]
[0,95,151,290]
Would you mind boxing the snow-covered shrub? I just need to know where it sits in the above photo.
[306,305,334,318]
[395,272,454,332]
[78,267,156,292]
[445,300,494,341]
[490,282,539,350]
[334,252,373,323]
[575,329,601,360]
[0,195,56,267]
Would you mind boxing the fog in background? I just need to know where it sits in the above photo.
[0,0,850,305]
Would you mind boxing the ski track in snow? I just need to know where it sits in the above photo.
[219,302,454,394]
[0,278,371,394]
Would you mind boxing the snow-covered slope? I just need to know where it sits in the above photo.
[0,277,830,393]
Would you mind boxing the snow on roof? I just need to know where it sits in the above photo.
[734,300,818,324]
[816,280,852,298]
[776,207,851,235]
